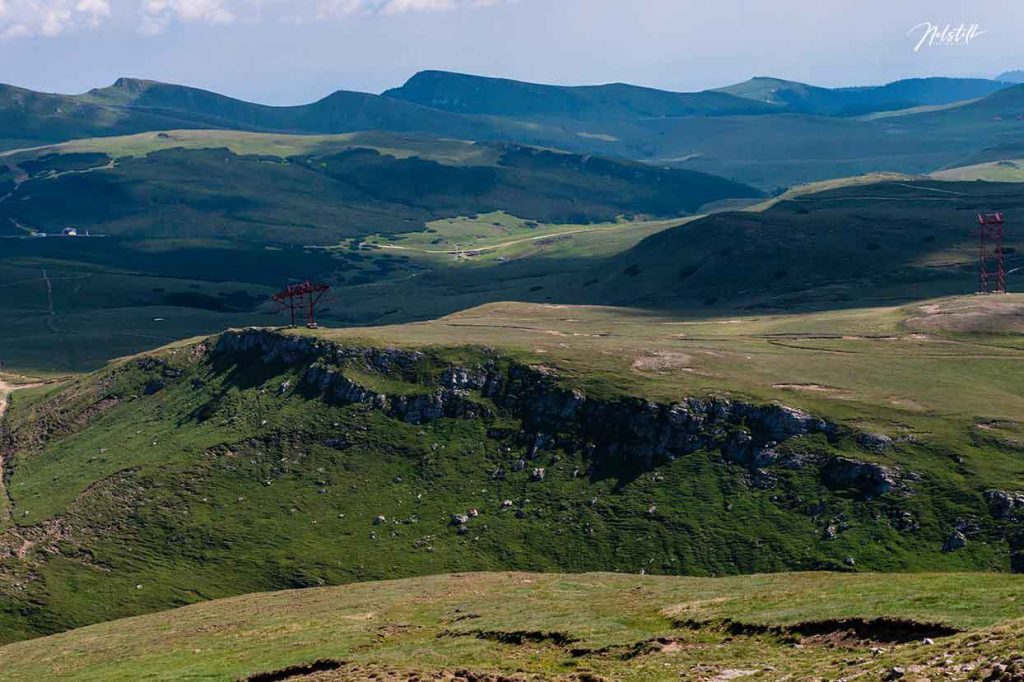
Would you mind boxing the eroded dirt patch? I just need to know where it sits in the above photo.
[443,629,578,647]
[632,351,693,372]
[0,468,143,570]
[244,659,345,681]
[247,661,588,681]
[905,299,1024,335]
[675,617,960,646]
[772,383,851,398]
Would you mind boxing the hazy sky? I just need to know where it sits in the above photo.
[0,0,1021,103]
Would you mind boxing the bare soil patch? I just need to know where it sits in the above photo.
[632,351,693,372]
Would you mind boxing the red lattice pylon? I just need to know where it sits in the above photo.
[272,281,331,328]
[977,213,1006,294]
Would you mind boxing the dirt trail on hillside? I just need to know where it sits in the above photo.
[0,380,19,420]
[0,380,42,526]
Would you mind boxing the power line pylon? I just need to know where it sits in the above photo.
[272,281,332,329]
[977,213,1006,294]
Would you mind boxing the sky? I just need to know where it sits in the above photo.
[0,0,1022,104]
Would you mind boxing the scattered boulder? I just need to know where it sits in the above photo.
[451,514,470,526]
[373,515,386,526]
[857,432,893,453]
[322,436,350,450]
[890,510,919,532]
[143,379,166,395]
[985,489,1024,519]
[942,529,967,553]
[820,457,903,499]
[531,467,546,482]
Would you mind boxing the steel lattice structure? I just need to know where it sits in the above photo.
[272,281,331,328]
[977,213,1007,295]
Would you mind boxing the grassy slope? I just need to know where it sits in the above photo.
[0,78,492,150]
[309,297,1024,437]
[714,76,1009,116]
[0,129,501,165]
[2,297,1024,644]
[591,179,1024,311]
[0,138,755,245]
[932,159,1024,182]
[1,571,1023,680]
[383,73,1024,188]
[382,70,776,118]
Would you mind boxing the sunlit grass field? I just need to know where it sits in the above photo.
[1,571,1022,680]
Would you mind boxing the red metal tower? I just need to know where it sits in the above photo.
[977,213,1006,294]
[272,281,331,328]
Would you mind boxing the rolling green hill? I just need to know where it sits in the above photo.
[717,76,1009,116]
[382,70,777,118]
[0,131,756,245]
[592,179,1024,310]
[3,296,1024,644]
[391,71,1010,119]
[907,82,1024,127]
[0,78,489,151]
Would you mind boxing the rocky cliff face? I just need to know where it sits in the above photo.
[213,329,903,499]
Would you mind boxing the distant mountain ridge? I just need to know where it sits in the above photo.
[2,70,1011,150]
[390,71,1011,118]
[716,76,1009,115]
[0,76,490,147]
[3,71,1024,189]
[382,70,776,118]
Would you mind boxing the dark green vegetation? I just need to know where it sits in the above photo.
[596,179,1024,309]
[715,76,1009,115]
[388,71,1011,119]
[3,71,1024,187]
[2,315,1024,645]
[382,70,779,117]
[0,77,487,150]
[0,140,756,243]
[0,131,758,372]
[383,71,1024,187]
[3,157,1022,373]
[1,571,1023,680]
